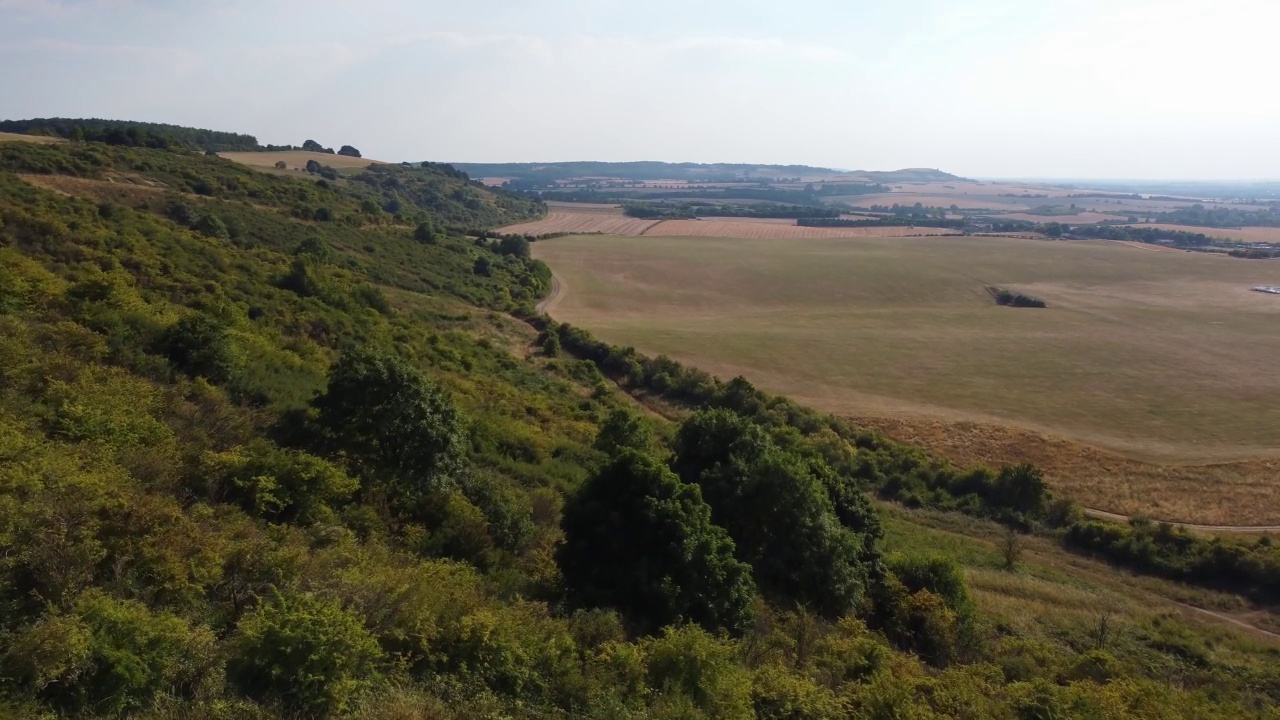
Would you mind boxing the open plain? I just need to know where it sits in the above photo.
[535,232,1280,524]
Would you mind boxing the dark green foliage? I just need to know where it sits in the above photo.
[162,312,236,383]
[311,349,465,519]
[0,117,262,151]
[414,219,440,244]
[228,592,383,716]
[497,234,532,259]
[988,286,1047,308]
[672,410,875,618]
[878,555,977,666]
[593,409,653,455]
[1064,518,1280,602]
[337,145,362,158]
[558,450,757,635]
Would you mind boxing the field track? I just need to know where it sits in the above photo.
[1082,508,1280,534]
[535,274,564,315]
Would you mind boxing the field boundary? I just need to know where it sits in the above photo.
[1082,507,1280,534]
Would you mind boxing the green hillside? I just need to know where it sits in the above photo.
[0,137,1276,719]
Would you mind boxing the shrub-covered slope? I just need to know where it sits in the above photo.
[0,138,1275,719]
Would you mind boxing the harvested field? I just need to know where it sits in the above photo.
[832,193,1036,211]
[695,216,800,224]
[997,211,1126,224]
[640,220,960,239]
[0,132,62,144]
[534,232,1280,521]
[1124,224,1280,244]
[498,212,661,236]
[219,150,384,172]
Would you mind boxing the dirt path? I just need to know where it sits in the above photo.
[536,274,564,315]
[1082,507,1280,534]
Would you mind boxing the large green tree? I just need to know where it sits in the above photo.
[558,449,756,635]
[312,349,465,519]
[673,409,876,617]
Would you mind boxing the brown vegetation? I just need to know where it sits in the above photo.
[0,131,62,144]
[218,150,385,171]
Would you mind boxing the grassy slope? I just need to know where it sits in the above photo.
[0,139,1276,718]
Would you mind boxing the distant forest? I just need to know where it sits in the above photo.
[0,118,278,152]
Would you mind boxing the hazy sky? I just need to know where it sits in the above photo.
[3,0,1277,178]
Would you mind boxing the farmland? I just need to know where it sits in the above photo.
[534,232,1280,524]
[501,203,962,239]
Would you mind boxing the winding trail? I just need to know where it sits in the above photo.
[536,274,564,315]
[1082,507,1280,534]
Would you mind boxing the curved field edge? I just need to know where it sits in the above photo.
[532,232,1280,526]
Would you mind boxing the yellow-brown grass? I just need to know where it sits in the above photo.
[218,150,385,172]
[534,233,1280,523]
[0,132,63,144]
[640,219,960,239]
[1124,224,1280,244]
[853,414,1280,526]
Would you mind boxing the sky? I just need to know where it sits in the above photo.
[2,0,1278,179]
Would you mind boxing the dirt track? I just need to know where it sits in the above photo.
[1082,508,1280,534]
[535,274,564,315]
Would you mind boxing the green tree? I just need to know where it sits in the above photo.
[312,349,465,519]
[228,592,383,716]
[302,139,324,152]
[473,257,492,276]
[497,234,531,259]
[558,450,756,635]
[162,312,236,383]
[338,145,362,158]
[193,212,229,239]
[593,409,652,455]
[414,220,440,245]
[673,410,874,617]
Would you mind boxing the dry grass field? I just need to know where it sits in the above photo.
[534,233,1280,523]
[218,150,384,172]
[0,132,62,144]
